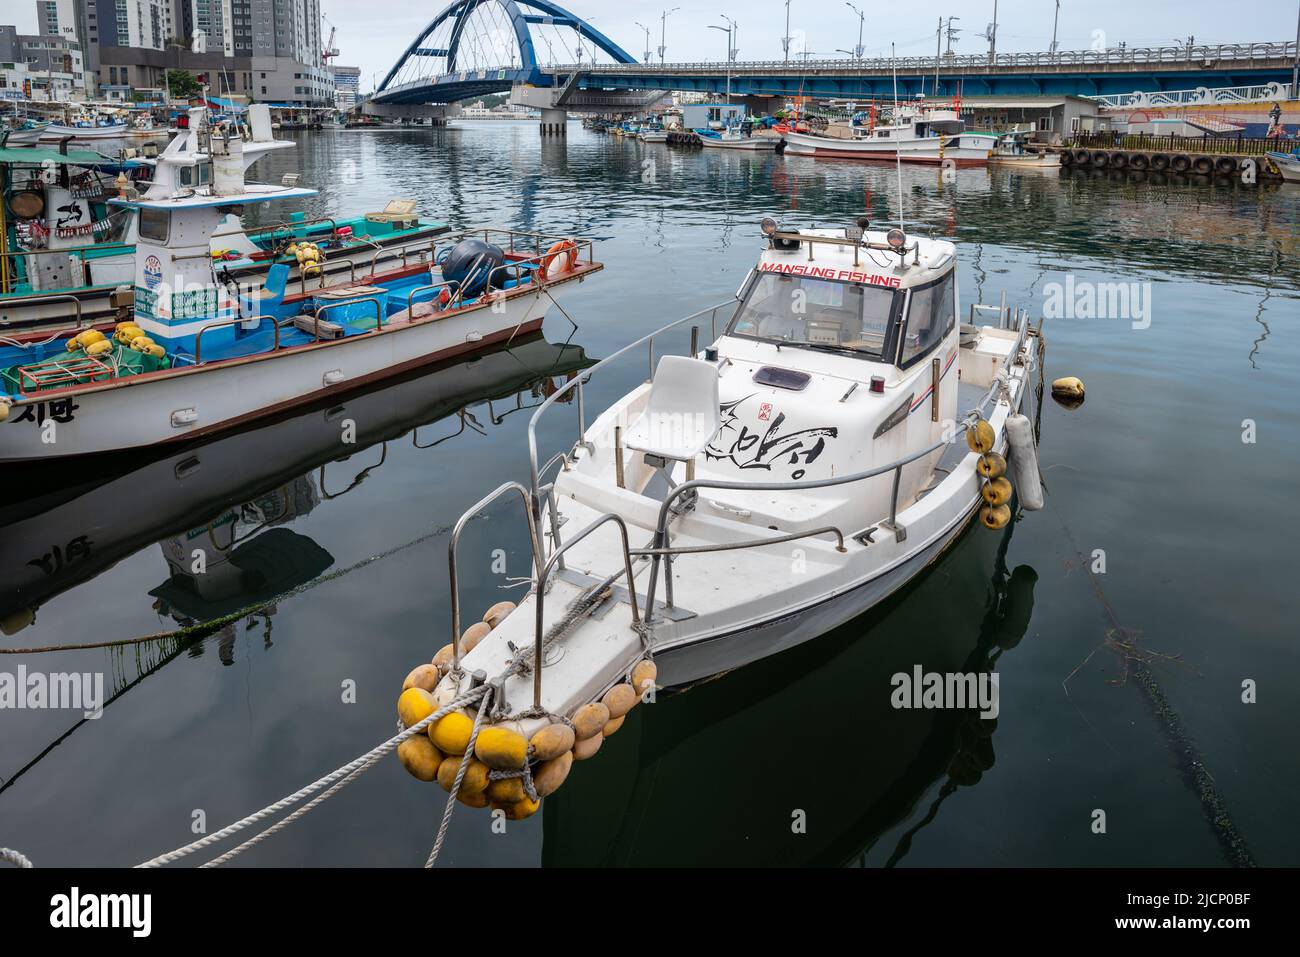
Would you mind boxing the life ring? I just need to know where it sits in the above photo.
[541,240,579,280]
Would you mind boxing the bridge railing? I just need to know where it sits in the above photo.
[1069,130,1300,156]
[1094,83,1292,109]
[548,40,1297,75]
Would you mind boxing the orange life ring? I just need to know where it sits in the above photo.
[541,240,579,279]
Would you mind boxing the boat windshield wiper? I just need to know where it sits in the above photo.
[800,341,866,358]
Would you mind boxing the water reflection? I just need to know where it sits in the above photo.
[541,519,1037,867]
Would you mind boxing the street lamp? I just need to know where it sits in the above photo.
[658,8,680,65]
[845,2,865,59]
[1050,0,1061,55]
[708,17,737,101]
[635,21,652,64]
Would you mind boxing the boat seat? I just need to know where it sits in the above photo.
[624,356,721,497]
[239,263,289,320]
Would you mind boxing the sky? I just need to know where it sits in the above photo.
[7,0,1299,93]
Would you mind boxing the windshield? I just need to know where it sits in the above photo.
[727,271,899,359]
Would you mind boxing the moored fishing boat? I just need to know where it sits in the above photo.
[392,215,1046,821]
[988,132,1061,170]
[0,110,603,461]
[1,120,50,147]
[1267,149,1300,183]
[782,105,995,166]
[1,106,450,332]
[696,124,777,151]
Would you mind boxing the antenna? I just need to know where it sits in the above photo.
[892,43,903,233]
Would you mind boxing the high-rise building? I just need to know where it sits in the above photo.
[93,0,329,106]
[331,64,359,110]
[32,1,96,94]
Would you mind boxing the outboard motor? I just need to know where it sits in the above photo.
[441,238,504,298]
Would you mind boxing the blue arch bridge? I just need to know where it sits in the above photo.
[366,2,1298,132]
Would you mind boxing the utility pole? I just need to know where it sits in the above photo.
[945,17,961,57]
[935,16,942,95]
[782,0,792,65]
[658,8,679,66]
[990,0,998,61]
[846,2,865,59]
[1293,1,1299,99]
[1050,0,1061,55]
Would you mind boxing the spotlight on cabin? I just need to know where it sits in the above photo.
[886,227,906,251]
[760,217,779,237]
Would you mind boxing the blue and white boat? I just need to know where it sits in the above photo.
[0,108,603,461]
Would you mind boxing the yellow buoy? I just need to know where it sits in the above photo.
[980,504,1012,529]
[486,776,527,804]
[402,663,440,693]
[397,687,435,728]
[431,642,455,673]
[602,683,637,719]
[396,736,443,782]
[529,723,575,762]
[0,401,9,424]
[429,711,473,754]
[144,343,166,359]
[492,796,540,820]
[976,452,1006,480]
[460,621,491,653]
[482,601,516,628]
[980,476,1014,507]
[573,734,603,761]
[85,339,113,356]
[966,418,995,454]
[533,751,573,797]
[602,715,625,737]
[631,660,657,696]
[1051,376,1085,400]
[129,336,154,352]
[457,788,490,808]
[437,754,489,795]
[474,726,528,771]
[571,702,610,740]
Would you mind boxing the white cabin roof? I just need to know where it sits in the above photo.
[110,182,317,210]
[758,226,956,290]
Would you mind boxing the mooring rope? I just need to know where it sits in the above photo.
[0,847,33,868]
[136,684,490,868]
[425,684,495,868]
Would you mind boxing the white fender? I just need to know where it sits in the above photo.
[1006,413,1044,511]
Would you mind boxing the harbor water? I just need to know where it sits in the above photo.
[2,121,1297,866]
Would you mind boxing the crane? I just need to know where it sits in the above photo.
[322,14,340,66]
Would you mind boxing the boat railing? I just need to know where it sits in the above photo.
[531,513,642,709]
[0,292,84,328]
[436,227,599,268]
[263,216,341,248]
[193,313,281,364]
[314,296,383,337]
[447,482,544,674]
[526,298,741,513]
[405,278,458,314]
[769,229,922,267]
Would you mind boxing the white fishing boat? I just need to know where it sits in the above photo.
[639,128,668,143]
[1268,150,1300,183]
[782,106,995,166]
[0,111,603,461]
[399,215,1045,820]
[697,126,778,150]
[39,117,129,141]
[988,132,1061,169]
[1,121,49,146]
[1,107,450,332]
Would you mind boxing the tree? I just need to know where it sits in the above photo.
[168,70,201,100]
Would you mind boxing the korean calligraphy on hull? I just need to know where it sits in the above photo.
[705,395,838,480]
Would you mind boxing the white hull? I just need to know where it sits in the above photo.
[0,279,579,462]
[1271,153,1300,182]
[40,123,128,140]
[989,153,1061,169]
[782,130,993,166]
[3,125,48,146]
[699,135,777,150]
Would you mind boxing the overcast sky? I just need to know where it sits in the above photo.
[8,0,1298,92]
